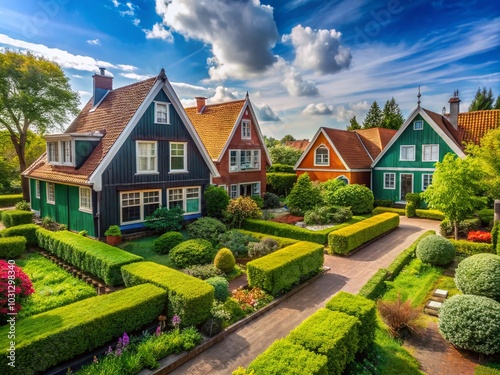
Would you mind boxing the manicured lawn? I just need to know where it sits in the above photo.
[16,252,97,319]
[475,362,500,374]
[117,235,174,268]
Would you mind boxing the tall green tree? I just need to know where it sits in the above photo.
[268,144,302,166]
[421,153,487,240]
[362,101,383,129]
[263,135,280,148]
[494,95,500,109]
[469,87,495,111]
[280,134,295,143]
[382,97,405,129]
[0,50,79,200]
[346,115,361,131]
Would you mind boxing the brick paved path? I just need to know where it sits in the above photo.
[170,218,440,375]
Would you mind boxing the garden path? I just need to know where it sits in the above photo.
[169,217,441,375]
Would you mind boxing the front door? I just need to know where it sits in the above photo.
[400,174,413,201]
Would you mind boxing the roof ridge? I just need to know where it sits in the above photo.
[185,98,246,109]
[354,132,373,162]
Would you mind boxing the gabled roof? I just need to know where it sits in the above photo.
[458,109,500,145]
[355,128,396,160]
[423,108,462,150]
[285,139,310,151]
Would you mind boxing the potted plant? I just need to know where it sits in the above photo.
[104,225,122,245]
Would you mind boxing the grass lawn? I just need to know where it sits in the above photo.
[16,252,97,319]
[475,362,500,375]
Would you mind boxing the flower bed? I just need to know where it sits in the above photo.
[270,214,304,225]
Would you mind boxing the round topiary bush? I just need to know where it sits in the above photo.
[415,235,455,265]
[214,247,236,273]
[454,253,500,301]
[187,217,226,244]
[205,276,229,302]
[263,192,280,209]
[170,239,216,268]
[330,184,374,214]
[439,294,500,355]
[153,231,183,254]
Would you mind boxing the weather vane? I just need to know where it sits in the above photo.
[417,86,421,106]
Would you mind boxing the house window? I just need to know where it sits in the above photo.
[230,184,238,198]
[35,180,40,199]
[120,190,161,224]
[400,145,415,161]
[384,173,396,189]
[219,185,227,192]
[252,182,260,196]
[155,102,170,124]
[47,142,59,163]
[422,174,433,190]
[79,187,92,212]
[168,187,201,214]
[137,141,157,173]
[413,120,424,130]
[46,182,55,204]
[230,151,238,172]
[314,145,329,165]
[170,142,187,172]
[229,150,261,172]
[422,144,439,162]
[337,175,349,185]
[62,141,72,164]
[241,120,251,139]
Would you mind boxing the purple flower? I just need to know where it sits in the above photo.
[155,325,162,336]
[122,332,130,347]
[106,346,113,355]
[172,314,181,328]
[115,348,122,357]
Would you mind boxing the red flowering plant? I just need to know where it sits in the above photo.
[231,287,274,313]
[467,231,492,243]
[270,214,304,225]
[0,260,34,324]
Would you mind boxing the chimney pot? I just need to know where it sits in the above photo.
[195,97,206,114]
[99,67,106,75]
[448,90,461,130]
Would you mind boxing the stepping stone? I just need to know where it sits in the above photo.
[424,300,443,316]
[433,289,448,300]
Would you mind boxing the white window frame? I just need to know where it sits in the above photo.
[228,149,261,172]
[79,187,92,213]
[422,174,433,191]
[314,144,329,166]
[167,186,201,215]
[422,144,439,162]
[241,120,251,139]
[252,182,261,196]
[136,141,158,174]
[47,142,60,164]
[400,173,414,200]
[337,175,349,185]
[154,101,170,124]
[384,173,396,190]
[35,180,40,199]
[219,185,227,192]
[230,184,238,199]
[413,120,424,130]
[120,189,161,225]
[400,145,415,161]
[46,182,55,204]
[61,140,73,165]
[169,142,188,173]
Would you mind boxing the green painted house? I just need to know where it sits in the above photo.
[23,68,219,238]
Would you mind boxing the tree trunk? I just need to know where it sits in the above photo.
[454,220,459,240]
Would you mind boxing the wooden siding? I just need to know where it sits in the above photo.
[30,178,40,211]
[372,170,433,201]
[296,170,370,186]
[297,132,345,172]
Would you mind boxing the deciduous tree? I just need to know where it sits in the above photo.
[268,144,302,166]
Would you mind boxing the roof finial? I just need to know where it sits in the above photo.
[245,91,249,99]
[417,86,421,106]
[453,89,459,98]
[158,68,167,81]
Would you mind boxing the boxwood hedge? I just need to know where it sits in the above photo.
[328,213,399,255]
[415,209,445,220]
[237,229,299,248]
[121,261,214,326]
[0,283,166,375]
[372,207,405,216]
[0,194,23,208]
[36,228,142,286]
[450,239,494,256]
[358,268,389,300]
[1,210,33,228]
[0,223,39,246]
[0,236,26,258]
[247,241,324,296]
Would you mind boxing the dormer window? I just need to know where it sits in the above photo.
[241,120,251,139]
[155,102,170,124]
[46,133,102,167]
[314,145,329,166]
[62,141,73,165]
[47,142,59,163]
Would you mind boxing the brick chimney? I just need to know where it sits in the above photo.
[93,67,113,106]
[195,97,206,114]
[448,90,460,130]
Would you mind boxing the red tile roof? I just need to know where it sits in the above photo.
[355,128,397,160]
[422,108,463,151]
[458,110,500,145]
[285,139,310,151]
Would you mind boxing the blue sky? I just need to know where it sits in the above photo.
[0,0,499,139]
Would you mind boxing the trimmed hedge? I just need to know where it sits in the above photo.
[246,338,328,375]
[36,228,142,286]
[247,241,324,296]
[328,213,399,255]
[1,210,33,228]
[454,254,500,301]
[415,209,445,220]
[267,164,295,173]
[440,217,481,237]
[0,283,166,375]
[372,206,405,216]
[492,220,500,250]
[121,261,214,326]
[170,239,216,268]
[287,308,360,375]
[358,268,389,300]
[0,236,26,258]
[238,229,299,248]
[0,223,39,246]
[450,239,495,256]
[0,194,23,208]
[415,235,455,266]
[325,292,376,352]
[153,231,183,254]
[266,172,297,196]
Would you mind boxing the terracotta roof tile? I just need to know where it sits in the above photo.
[423,108,463,150]
[185,100,245,160]
[285,139,310,151]
[458,110,500,145]
[355,128,396,160]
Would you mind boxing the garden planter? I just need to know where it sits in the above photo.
[106,235,122,246]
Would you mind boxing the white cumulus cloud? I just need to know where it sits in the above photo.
[208,86,240,103]
[86,38,101,46]
[143,22,173,41]
[302,103,334,115]
[119,72,152,81]
[255,104,281,121]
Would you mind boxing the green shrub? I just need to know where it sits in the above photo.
[0,283,166,375]
[251,195,264,209]
[144,206,184,233]
[247,338,328,375]
[326,292,376,352]
[440,217,481,237]
[0,236,26,258]
[330,184,374,215]
[223,298,246,324]
[225,196,262,228]
[238,229,299,248]
[286,173,322,215]
[121,261,214,326]
[372,206,405,215]
[358,268,389,300]
[405,192,421,208]
[328,213,399,255]
[439,294,500,355]
[304,205,352,225]
[14,200,31,211]
[153,231,183,254]
[266,173,297,196]
[170,239,216,268]
[287,308,360,375]
[450,239,494,256]
[204,185,230,219]
[247,241,324,296]
[263,192,281,209]
[181,264,223,280]
[104,224,121,237]
[205,276,229,302]
[405,202,416,218]
[477,208,494,228]
[320,178,347,206]
[0,223,39,246]
[0,194,23,208]
[188,217,226,244]
[492,220,500,250]
[454,254,500,301]
[248,237,279,258]
[1,210,33,228]
[218,229,258,258]
[373,199,394,208]
[415,209,445,220]
[415,235,455,265]
[214,247,236,273]
[36,228,142,286]
[267,163,295,173]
